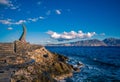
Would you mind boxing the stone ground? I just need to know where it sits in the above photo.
[0,70,11,82]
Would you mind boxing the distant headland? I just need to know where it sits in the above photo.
[46,38,120,46]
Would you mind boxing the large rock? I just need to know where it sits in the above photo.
[12,46,74,81]
[0,43,75,82]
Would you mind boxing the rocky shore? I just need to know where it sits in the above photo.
[0,42,81,82]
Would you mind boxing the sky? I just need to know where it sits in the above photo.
[0,0,120,45]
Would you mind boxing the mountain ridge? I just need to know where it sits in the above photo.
[46,38,120,46]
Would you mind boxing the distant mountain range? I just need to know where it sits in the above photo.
[46,38,120,46]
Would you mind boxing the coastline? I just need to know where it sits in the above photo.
[0,42,81,82]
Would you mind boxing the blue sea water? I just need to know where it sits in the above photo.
[46,46,120,82]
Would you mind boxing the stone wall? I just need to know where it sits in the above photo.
[0,41,42,54]
[0,43,14,54]
[14,41,31,54]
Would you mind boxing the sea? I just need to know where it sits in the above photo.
[46,46,120,82]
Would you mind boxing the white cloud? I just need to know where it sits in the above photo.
[55,10,61,15]
[14,20,26,25]
[0,16,45,25]
[47,31,61,39]
[28,16,45,22]
[28,18,38,22]
[46,9,61,16]
[0,20,9,24]
[0,0,19,10]
[7,27,13,30]
[47,30,96,41]
[39,16,45,19]
[0,19,12,24]
[0,19,26,25]
[0,0,11,6]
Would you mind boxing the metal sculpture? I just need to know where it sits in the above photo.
[19,24,27,43]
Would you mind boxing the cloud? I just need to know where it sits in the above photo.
[14,20,26,25]
[7,27,13,30]
[0,0,11,6]
[28,16,45,22]
[0,19,12,25]
[28,18,39,22]
[0,16,45,25]
[39,16,45,19]
[55,9,61,15]
[47,30,96,41]
[0,0,19,10]
[45,9,62,16]
[0,19,26,25]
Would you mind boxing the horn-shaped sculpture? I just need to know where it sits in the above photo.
[19,24,27,43]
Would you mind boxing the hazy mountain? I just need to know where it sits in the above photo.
[103,38,120,46]
[46,38,120,46]
[69,39,107,46]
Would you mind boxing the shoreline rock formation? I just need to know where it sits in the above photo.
[0,25,79,82]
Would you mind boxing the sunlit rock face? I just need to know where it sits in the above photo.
[11,44,74,82]
[0,42,76,82]
[29,47,54,63]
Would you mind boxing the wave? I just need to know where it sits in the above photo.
[92,58,120,67]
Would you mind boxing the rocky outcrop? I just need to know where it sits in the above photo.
[0,42,77,82]
[11,45,74,81]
